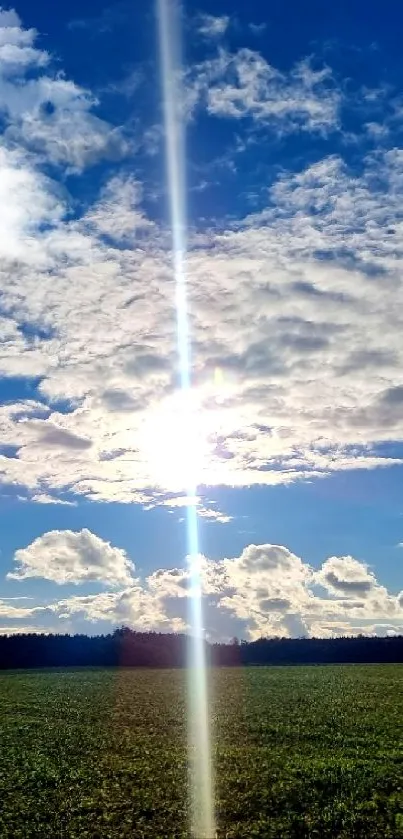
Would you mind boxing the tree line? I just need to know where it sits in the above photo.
[0,628,402,669]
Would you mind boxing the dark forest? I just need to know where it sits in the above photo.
[0,628,402,669]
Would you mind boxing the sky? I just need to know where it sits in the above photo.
[0,0,403,641]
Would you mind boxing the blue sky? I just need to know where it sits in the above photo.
[0,0,403,640]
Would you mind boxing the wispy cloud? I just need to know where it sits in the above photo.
[102,68,142,98]
[197,13,230,39]
[186,49,340,133]
[68,1,132,36]
[30,493,77,506]
[249,22,267,36]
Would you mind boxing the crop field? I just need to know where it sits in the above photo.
[0,665,402,838]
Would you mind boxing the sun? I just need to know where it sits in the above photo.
[139,390,212,492]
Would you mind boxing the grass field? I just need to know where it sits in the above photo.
[0,665,402,838]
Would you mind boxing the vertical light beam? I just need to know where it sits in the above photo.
[157,2,216,838]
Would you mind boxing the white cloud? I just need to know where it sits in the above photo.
[313,556,399,624]
[186,49,339,133]
[53,587,182,631]
[147,566,189,599]
[3,145,403,503]
[197,506,232,523]
[309,621,403,638]
[4,540,403,639]
[0,9,23,27]
[7,528,136,586]
[0,9,129,171]
[0,145,63,263]
[0,8,48,70]
[84,175,153,242]
[197,14,230,39]
[315,556,377,597]
[29,493,76,506]
[218,544,313,637]
[145,494,232,523]
[1,10,403,509]
[0,599,42,619]
[142,544,403,639]
[0,625,49,635]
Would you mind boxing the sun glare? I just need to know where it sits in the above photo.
[140,391,209,492]
[157,1,216,836]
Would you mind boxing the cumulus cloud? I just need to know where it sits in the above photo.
[5,540,403,639]
[315,556,377,597]
[7,529,136,586]
[54,587,184,632]
[217,544,313,638]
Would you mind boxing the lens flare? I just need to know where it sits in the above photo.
[157,1,216,837]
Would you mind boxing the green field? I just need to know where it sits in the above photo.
[0,666,402,838]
